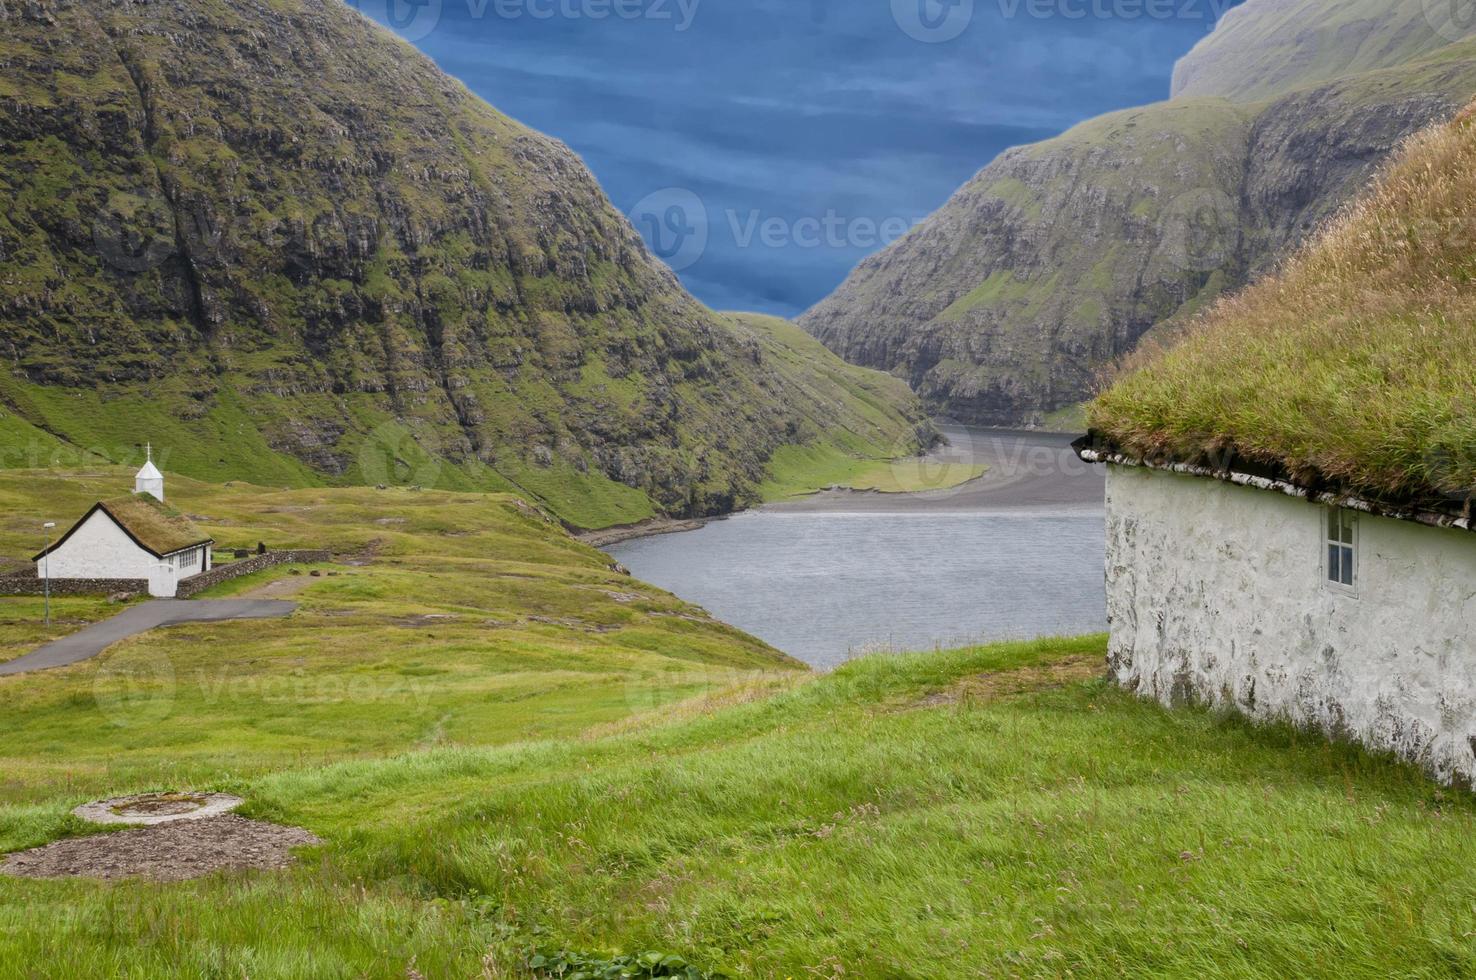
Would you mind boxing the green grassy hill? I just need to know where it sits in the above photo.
[0,0,928,530]
[2,537,1473,978]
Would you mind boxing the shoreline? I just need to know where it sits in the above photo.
[577,426,1099,546]
[575,517,709,548]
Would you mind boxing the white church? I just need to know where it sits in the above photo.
[35,448,214,598]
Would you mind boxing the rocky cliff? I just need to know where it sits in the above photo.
[801,0,1476,426]
[0,0,928,527]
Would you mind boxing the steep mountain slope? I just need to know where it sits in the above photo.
[1171,0,1472,101]
[0,0,928,528]
[801,0,1476,426]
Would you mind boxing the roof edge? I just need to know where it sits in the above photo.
[32,502,215,562]
[1072,433,1475,534]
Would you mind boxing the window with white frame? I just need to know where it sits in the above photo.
[1325,507,1357,590]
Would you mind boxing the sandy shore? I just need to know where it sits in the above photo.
[763,427,1102,514]
[579,428,1101,546]
[576,517,708,548]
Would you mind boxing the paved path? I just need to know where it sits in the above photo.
[0,599,297,677]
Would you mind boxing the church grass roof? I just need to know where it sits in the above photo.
[35,494,213,562]
[1087,101,1476,514]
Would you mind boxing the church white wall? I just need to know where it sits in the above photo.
[136,476,164,502]
[1105,464,1476,786]
[38,511,157,581]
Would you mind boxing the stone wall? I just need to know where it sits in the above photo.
[0,550,331,599]
[175,550,332,598]
[0,577,147,598]
[1105,464,1476,785]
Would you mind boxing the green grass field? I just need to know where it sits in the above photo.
[1,472,1473,977]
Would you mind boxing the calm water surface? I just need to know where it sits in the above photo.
[607,430,1107,668]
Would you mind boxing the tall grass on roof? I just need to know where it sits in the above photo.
[100,494,210,555]
[1092,99,1476,504]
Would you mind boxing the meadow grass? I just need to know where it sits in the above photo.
[3,621,1475,975]
[0,468,796,808]
[1093,100,1476,502]
[0,596,136,665]
[758,441,986,500]
[1,473,1473,976]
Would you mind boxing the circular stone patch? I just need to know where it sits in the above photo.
[1,815,321,881]
[72,792,244,826]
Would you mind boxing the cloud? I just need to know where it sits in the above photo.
[395,0,1239,315]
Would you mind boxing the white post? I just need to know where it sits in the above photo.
[41,522,56,626]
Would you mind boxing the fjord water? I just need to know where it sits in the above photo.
[607,429,1106,668]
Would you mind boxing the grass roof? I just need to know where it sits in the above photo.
[98,494,212,557]
[1090,99,1476,508]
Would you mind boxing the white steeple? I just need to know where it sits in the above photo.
[135,442,164,502]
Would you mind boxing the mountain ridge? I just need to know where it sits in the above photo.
[800,0,1476,426]
[0,0,929,528]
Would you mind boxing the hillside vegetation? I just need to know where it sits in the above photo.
[0,0,927,529]
[724,314,983,498]
[3,570,1475,977]
[1092,100,1476,506]
[802,0,1476,425]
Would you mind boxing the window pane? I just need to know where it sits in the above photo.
[1340,546,1354,586]
[1342,514,1355,545]
[1328,545,1340,583]
[1328,508,1339,541]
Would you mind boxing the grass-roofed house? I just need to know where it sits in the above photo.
[1077,102,1476,786]
[35,449,213,598]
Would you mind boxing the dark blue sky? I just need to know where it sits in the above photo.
[351,0,1243,316]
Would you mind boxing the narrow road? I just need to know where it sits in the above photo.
[0,600,297,677]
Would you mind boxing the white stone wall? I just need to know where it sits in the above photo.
[1106,464,1476,785]
[38,511,157,580]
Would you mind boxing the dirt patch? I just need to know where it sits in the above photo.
[0,815,321,882]
[395,613,460,628]
[915,654,1104,708]
[242,573,328,600]
[343,537,384,567]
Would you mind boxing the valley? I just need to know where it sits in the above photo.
[2,0,1474,975]
[1,469,1473,976]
